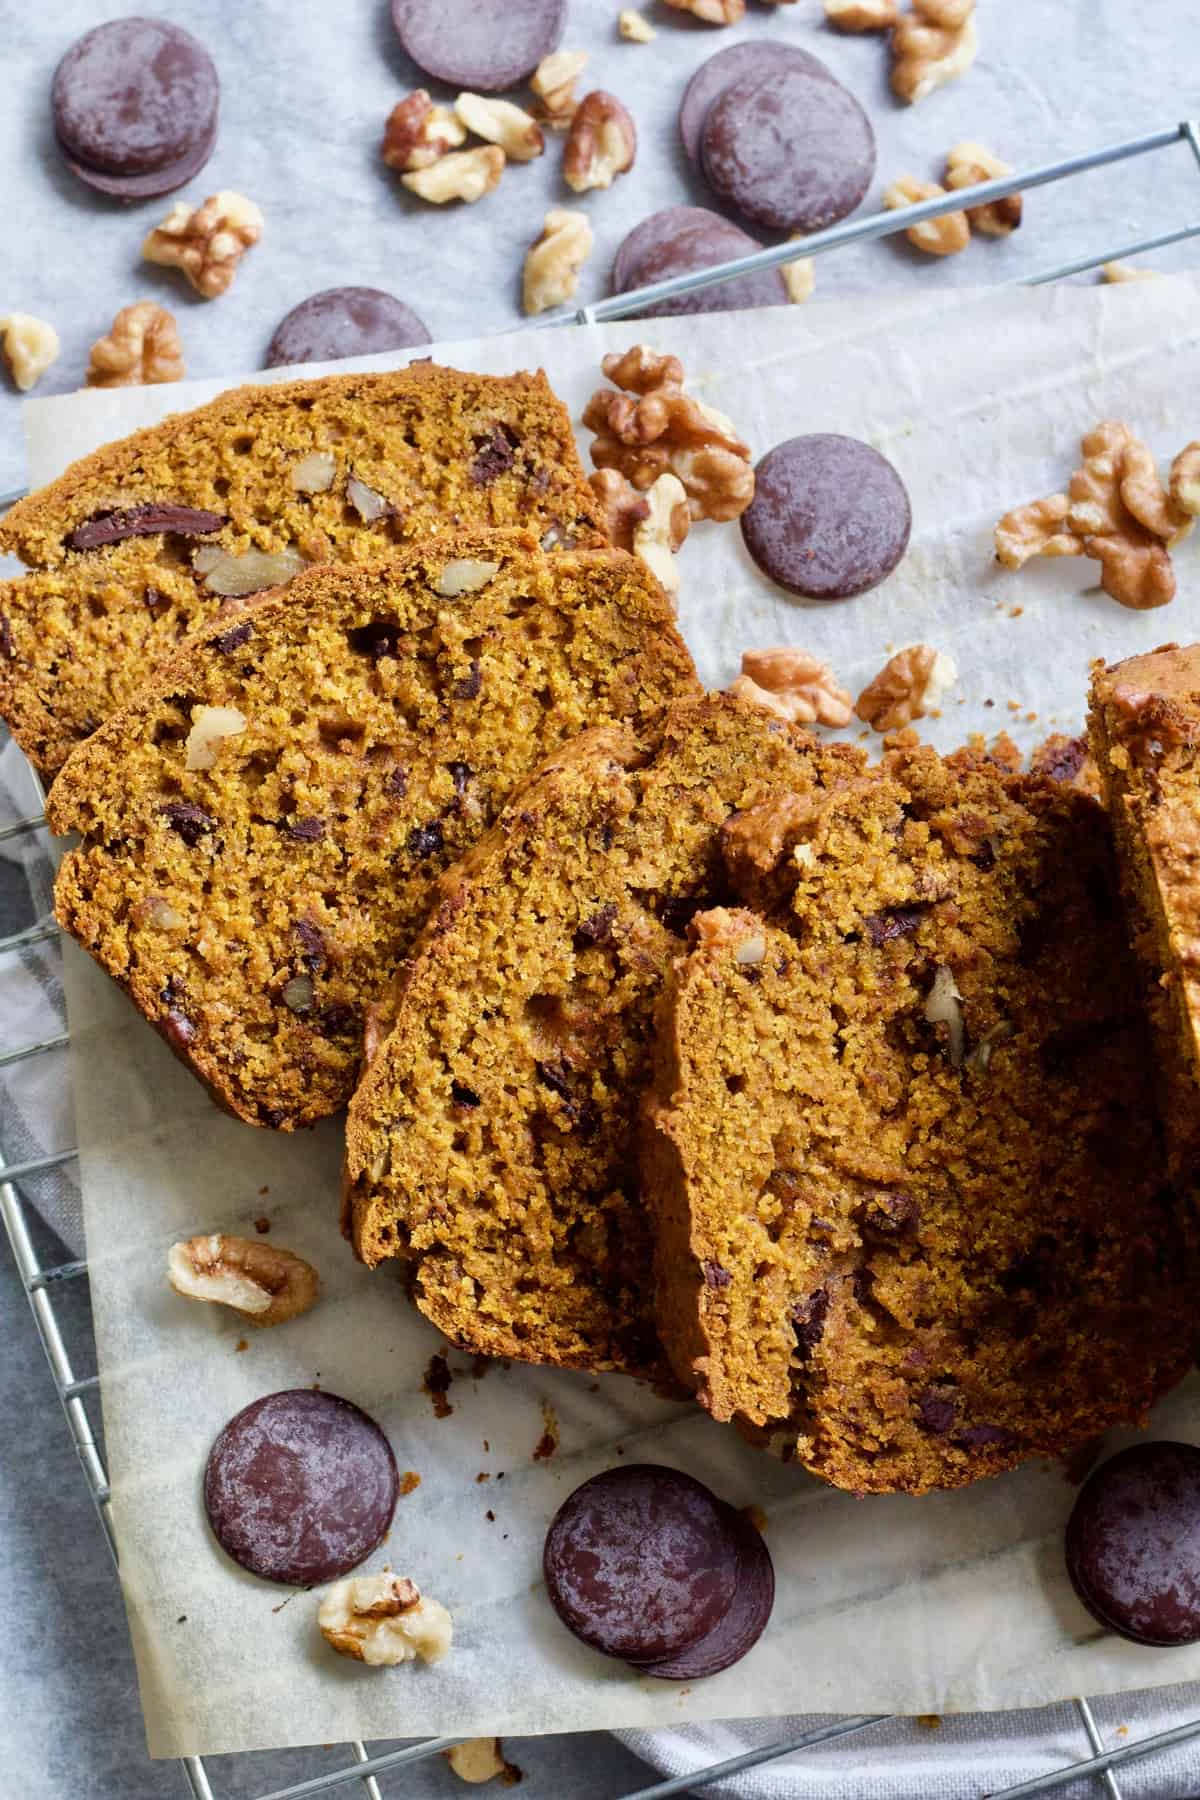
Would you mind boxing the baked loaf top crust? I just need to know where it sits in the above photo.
[343,696,862,1378]
[48,533,696,1130]
[644,744,1197,1494]
[0,363,604,782]
[1090,643,1200,1176]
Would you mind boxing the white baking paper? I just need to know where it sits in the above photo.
[24,274,1200,1757]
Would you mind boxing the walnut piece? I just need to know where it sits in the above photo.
[381,92,467,173]
[436,558,500,597]
[944,142,1022,236]
[530,49,587,129]
[662,0,745,20]
[618,9,657,40]
[632,472,690,601]
[855,645,959,731]
[781,243,816,303]
[1102,261,1160,284]
[291,451,337,493]
[87,301,184,387]
[925,964,965,1068]
[455,93,544,163]
[824,0,899,28]
[913,0,974,23]
[994,494,1081,568]
[142,192,263,299]
[589,468,650,549]
[523,209,593,315]
[185,704,247,771]
[318,1574,452,1667]
[167,1233,319,1326]
[194,544,307,596]
[1171,443,1200,517]
[446,1740,519,1785]
[729,646,853,728]
[883,178,970,256]
[0,314,60,391]
[891,5,977,104]
[584,347,754,523]
[563,92,637,193]
[402,146,504,205]
[1119,437,1193,544]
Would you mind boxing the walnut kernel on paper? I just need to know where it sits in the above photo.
[781,244,816,303]
[142,192,263,298]
[618,9,657,40]
[402,146,505,205]
[883,178,970,257]
[1172,444,1200,517]
[530,49,588,129]
[446,1739,521,1785]
[824,0,899,29]
[563,91,637,193]
[523,209,593,315]
[856,645,959,732]
[86,301,184,387]
[318,1574,452,1667]
[891,4,978,104]
[662,0,746,21]
[995,495,1082,569]
[0,314,60,391]
[167,1233,319,1326]
[729,646,853,728]
[589,468,650,549]
[1102,261,1160,284]
[944,143,1022,236]
[381,91,467,173]
[632,471,691,601]
[455,93,545,163]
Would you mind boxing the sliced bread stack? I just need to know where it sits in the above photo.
[1,363,604,782]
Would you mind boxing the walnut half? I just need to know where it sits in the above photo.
[0,314,60,391]
[319,1574,453,1667]
[86,302,184,387]
[523,209,593,315]
[142,192,263,299]
[563,92,637,193]
[167,1233,319,1326]
[729,645,853,728]
[855,645,958,732]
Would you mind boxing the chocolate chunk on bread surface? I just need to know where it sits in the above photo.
[343,695,861,1377]
[643,743,1197,1494]
[0,362,604,782]
[48,533,695,1130]
[1090,644,1200,1175]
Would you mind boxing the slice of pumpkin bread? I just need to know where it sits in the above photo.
[48,533,696,1130]
[1089,644,1200,1176]
[643,744,1196,1494]
[343,696,863,1377]
[0,363,604,782]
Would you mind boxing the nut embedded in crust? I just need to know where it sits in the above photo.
[167,1232,320,1326]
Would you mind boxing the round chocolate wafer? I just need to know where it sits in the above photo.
[204,1389,399,1586]
[679,41,834,166]
[1066,1442,1200,1647]
[635,1506,775,1680]
[543,1464,741,1663]
[611,207,788,318]
[741,434,911,600]
[390,0,566,92]
[52,17,219,199]
[265,288,431,369]
[701,65,875,234]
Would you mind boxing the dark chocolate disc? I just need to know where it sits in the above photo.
[679,41,834,166]
[543,1464,741,1663]
[741,434,912,601]
[52,18,219,196]
[204,1389,399,1586]
[611,207,788,319]
[265,288,432,369]
[390,0,566,92]
[635,1507,775,1680]
[701,66,876,234]
[1066,1442,1200,1647]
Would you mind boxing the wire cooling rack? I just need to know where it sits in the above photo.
[4,117,1200,1800]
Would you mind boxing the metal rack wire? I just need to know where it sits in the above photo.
[4,116,1200,1799]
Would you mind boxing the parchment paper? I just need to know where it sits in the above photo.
[25,273,1200,1758]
